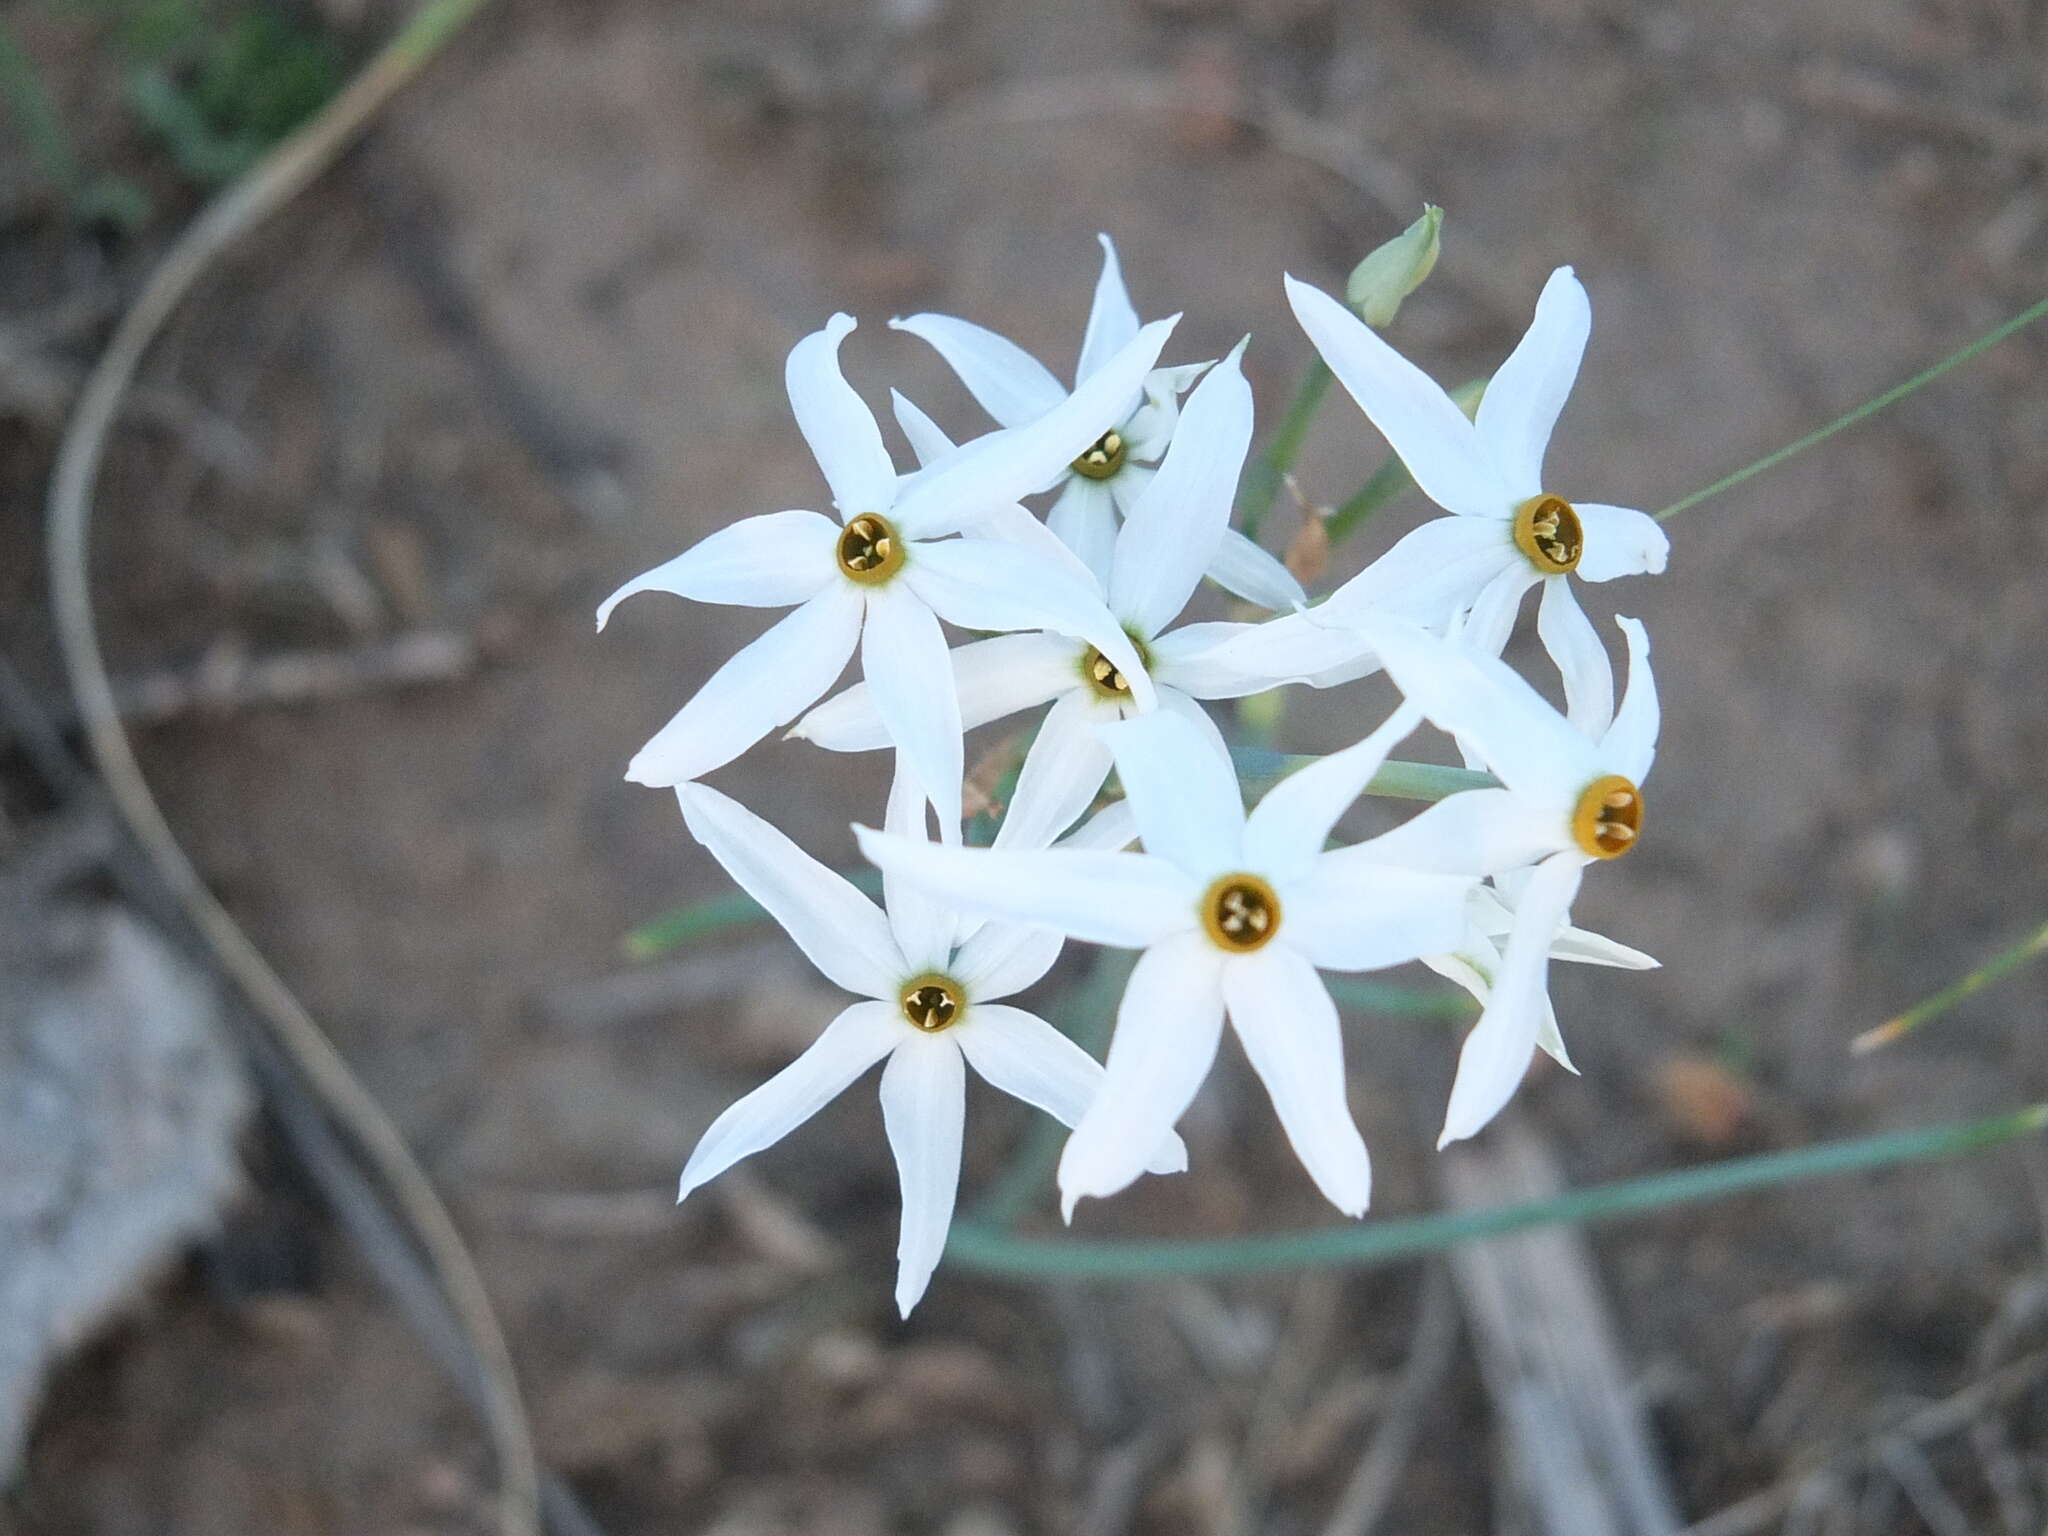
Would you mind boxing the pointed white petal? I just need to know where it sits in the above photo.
[1284,275,1513,519]
[992,689,1116,851]
[889,314,1067,429]
[1206,529,1307,613]
[1600,615,1659,784]
[1104,460,1155,518]
[1223,948,1371,1215]
[1364,619,1600,804]
[627,586,864,785]
[861,584,965,833]
[1550,923,1658,970]
[1315,515,1516,631]
[1572,503,1670,582]
[958,499,1108,594]
[1282,859,1475,971]
[1242,706,1421,885]
[1096,709,1243,879]
[786,314,897,518]
[595,512,836,627]
[677,783,904,994]
[792,631,1075,751]
[1059,797,1138,852]
[1456,563,1537,660]
[855,827,1198,948]
[959,1002,1187,1175]
[1046,476,1119,586]
[883,755,957,971]
[951,921,1064,1001]
[891,389,957,467]
[677,1000,901,1201]
[1536,576,1614,738]
[894,316,1178,523]
[1474,266,1590,496]
[1109,340,1254,637]
[903,535,1156,711]
[1075,232,1142,385]
[879,1035,966,1316]
[1327,787,1562,877]
[1154,686,1235,767]
[1168,613,1380,695]
[1058,931,1226,1214]
[1119,364,1206,460]
[1440,853,1585,1146]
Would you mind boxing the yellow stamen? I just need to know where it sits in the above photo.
[837,514,905,584]
[899,974,965,1032]
[1571,773,1643,859]
[1071,428,1127,481]
[1200,874,1282,953]
[1512,494,1584,575]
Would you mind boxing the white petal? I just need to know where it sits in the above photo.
[1046,476,1119,587]
[1153,686,1235,767]
[596,512,836,626]
[1059,798,1138,851]
[1440,852,1585,1146]
[1167,613,1379,696]
[1104,460,1155,518]
[883,755,957,971]
[1316,515,1517,632]
[894,316,1178,524]
[1536,576,1614,738]
[677,783,904,994]
[792,630,1075,751]
[1119,364,1205,460]
[879,1035,966,1316]
[889,314,1067,429]
[1281,859,1476,971]
[992,689,1116,851]
[1456,563,1537,661]
[959,1003,1187,1176]
[1364,619,1599,804]
[1109,340,1253,638]
[678,1000,901,1200]
[1075,232,1142,385]
[903,536,1156,712]
[1327,788,1562,877]
[1572,503,1670,583]
[1096,709,1244,879]
[1223,948,1371,1216]
[891,389,957,467]
[861,584,965,833]
[1598,615,1659,783]
[1057,931,1226,1215]
[1284,275,1513,519]
[959,499,1109,594]
[1474,266,1589,497]
[785,314,897,518]
[627,586,864,785]
[1206,529,1308,613]
[855,826,1198,949]
[1242,705,1421,885]
[950,921,1065,1001]
[1550,923,1658,970]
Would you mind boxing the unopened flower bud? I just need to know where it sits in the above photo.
[1345,205,1442,327]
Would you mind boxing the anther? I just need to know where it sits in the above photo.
[1571,774,1644,860]
[837,514,905,584]
[1082,645,1134,699]
[1512,494,1584,575]
[1200,875,1282,954]
[1070,428,1128,481]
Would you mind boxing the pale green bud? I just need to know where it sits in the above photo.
[1345,205,1443,328]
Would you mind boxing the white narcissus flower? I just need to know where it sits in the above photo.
[599,312,1173,829]
[673,763,1186,1318]
[1226,269,1669,735]
[892,234,1304,613]
[795,341,1313,847]
[858,707,1476,1218]
[1331,614,1659,1145]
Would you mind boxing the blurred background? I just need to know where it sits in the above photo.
[3,0,2047,1530]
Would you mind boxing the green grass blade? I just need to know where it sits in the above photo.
[1853,915,2048,1054]
[946,1104,2048,1278]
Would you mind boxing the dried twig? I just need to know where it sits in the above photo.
[94,630,477,726]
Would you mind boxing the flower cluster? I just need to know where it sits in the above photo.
[601,233,1668,1313]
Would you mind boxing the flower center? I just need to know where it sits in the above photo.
[1200,874,1282,953]
[1512,494,1584,575]
[1070,428,1127,481]
[899,973,965,1032]
[1082,647,1132,699]
[837,513,905,584]
[1571,774,1643,859]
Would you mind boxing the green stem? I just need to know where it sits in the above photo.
[947,1104,2048,1279]
[1854,916,2048,1054]
[1325,454,1411,543]
[1239,360,1332,540]
[1657,295,2048,523]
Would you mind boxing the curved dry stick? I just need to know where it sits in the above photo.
[42,5,540,1534]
